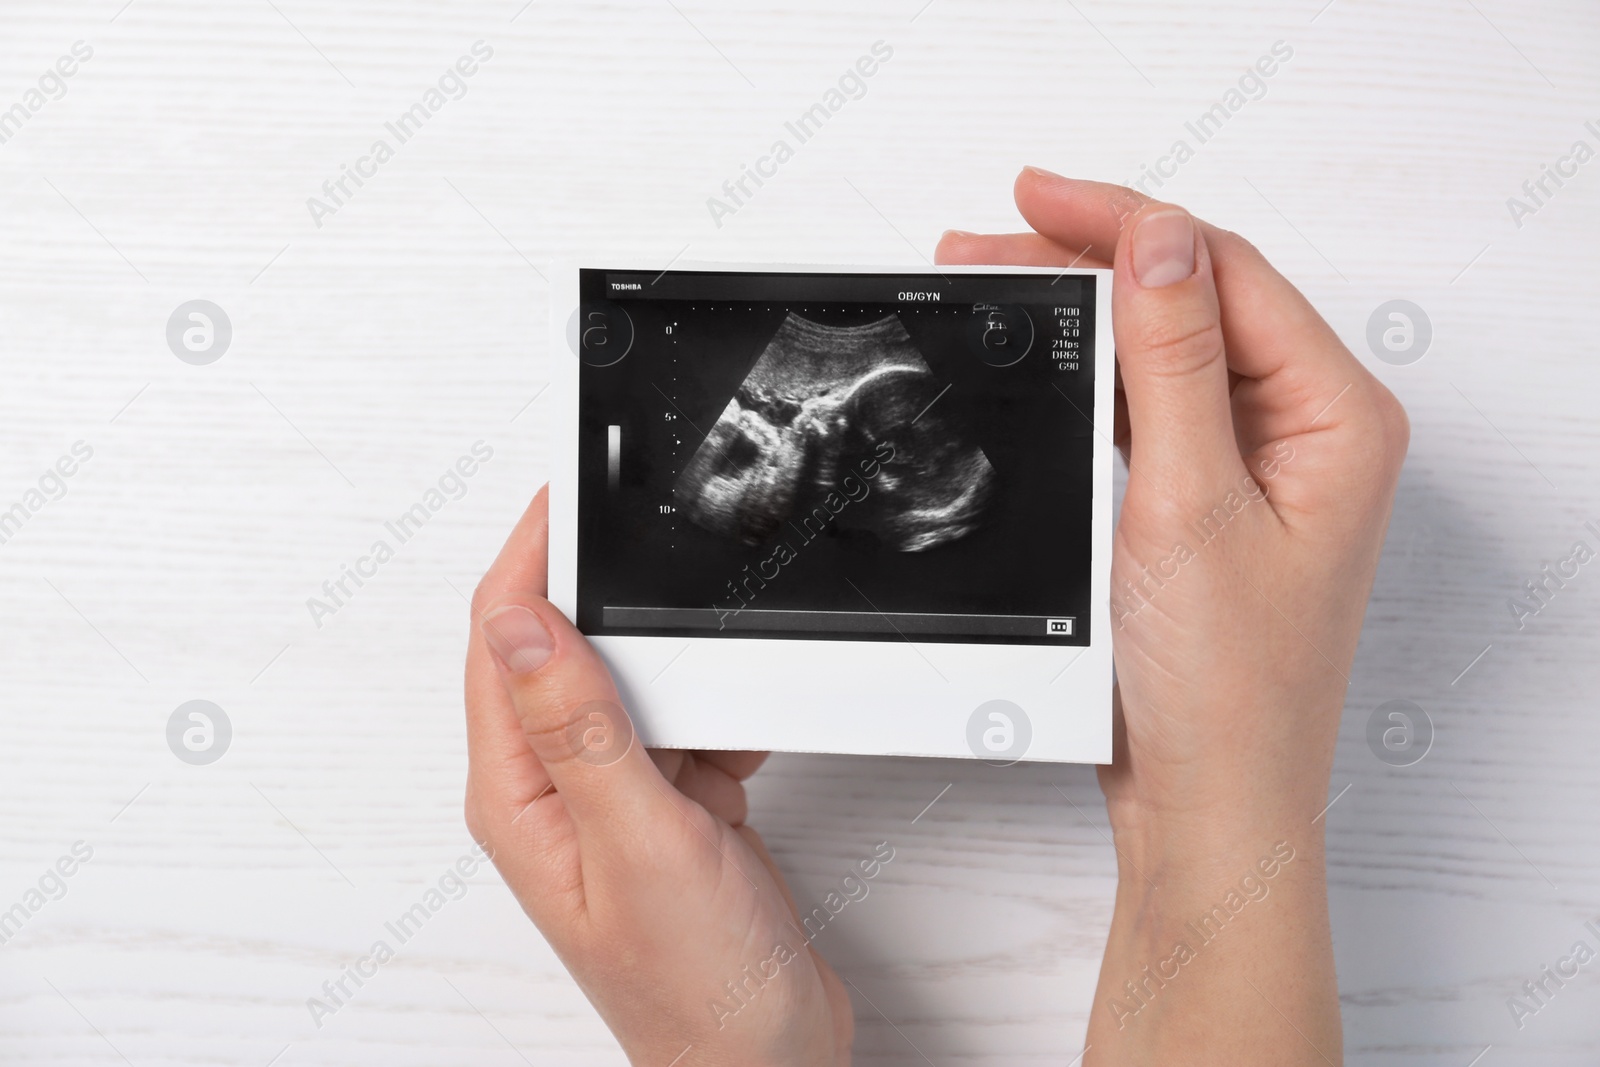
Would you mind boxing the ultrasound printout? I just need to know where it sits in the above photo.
[574,269,1098,646]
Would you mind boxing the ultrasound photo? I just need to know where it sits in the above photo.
[674,312,998,553]
[573,268,1100,646]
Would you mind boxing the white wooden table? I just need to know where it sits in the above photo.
[2,1,1597,1063]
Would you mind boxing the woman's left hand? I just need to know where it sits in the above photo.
[463,486,854,1066]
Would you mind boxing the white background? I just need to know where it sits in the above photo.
[1,1,1597,1064]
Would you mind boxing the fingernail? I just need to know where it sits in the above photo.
[1132,210,1195,288]
[941,229,976,240]
[481,606,554,674]
[1021,165,1064,181]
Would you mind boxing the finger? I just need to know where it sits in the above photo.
[465,488,554,817]
[668,753,752,828]
[464,488,595,924]
[935,229,1111,270]
[1013,168,1382,424]
[648,748,685,782]
[480,484,550,599]
[648,750,758,826]
[478,592,678,838]
[1012,168,1150,264]
[696,750,769,781]
[1206,228,1390,449]
[1112,364,1130,458]
[1112,200,1246,493]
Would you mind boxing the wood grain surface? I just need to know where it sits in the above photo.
[1,0,1597,1063]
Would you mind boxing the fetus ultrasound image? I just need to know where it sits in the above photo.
[677,312,998,553]
[574,269,1098,646]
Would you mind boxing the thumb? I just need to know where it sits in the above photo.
[478,595,673,836]
[1113,204,1244,495]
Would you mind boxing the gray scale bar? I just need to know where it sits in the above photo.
[603,606,1074,638]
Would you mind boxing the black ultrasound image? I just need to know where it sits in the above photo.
[675,313,998,552]
[574,269,1098,646]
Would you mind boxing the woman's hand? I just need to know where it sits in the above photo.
[463,487,853,1066]
[940,168,1407,1064]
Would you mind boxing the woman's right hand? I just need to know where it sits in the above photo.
[941,169,1407,1064]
